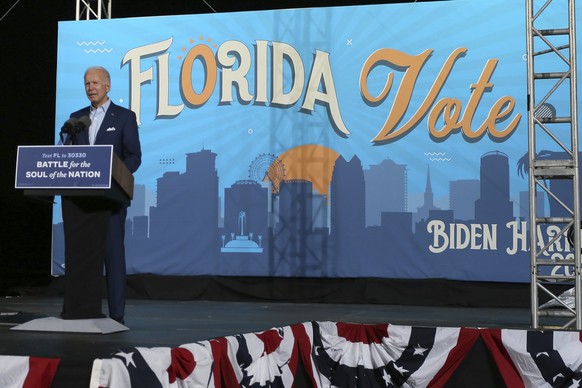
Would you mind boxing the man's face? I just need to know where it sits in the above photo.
[84,69,110,107]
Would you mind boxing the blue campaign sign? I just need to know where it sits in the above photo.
[15,145,113,189]
[49,1,581,281]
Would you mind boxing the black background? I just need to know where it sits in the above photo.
[0,0,441,295]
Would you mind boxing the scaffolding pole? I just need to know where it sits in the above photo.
[526,0,581,330]
[76,0,111,20]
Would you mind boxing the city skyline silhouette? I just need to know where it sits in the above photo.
[47,145,565,283]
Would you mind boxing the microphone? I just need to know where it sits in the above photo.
[60,117,78,134]
[75,116,91,133]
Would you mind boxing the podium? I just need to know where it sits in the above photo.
[16,145,134,203]
[14,145,133,333]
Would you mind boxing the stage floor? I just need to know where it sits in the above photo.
[0,296,532,387]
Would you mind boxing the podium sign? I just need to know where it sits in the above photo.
[15,145,113,189]
[15,145,133,202]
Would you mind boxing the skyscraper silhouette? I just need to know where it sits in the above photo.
[330,155,365,276]
[273,179,314,276]
[475,151,513,223]
[148,149,219,274]
[449,179,479,221]
[364,158,407,226]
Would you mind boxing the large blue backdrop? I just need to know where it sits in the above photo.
[50,1,580,282]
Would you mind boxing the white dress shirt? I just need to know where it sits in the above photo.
[89,99,111,145]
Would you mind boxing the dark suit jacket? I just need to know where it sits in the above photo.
[68,101,142,173]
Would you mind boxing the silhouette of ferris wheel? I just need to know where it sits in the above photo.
[248,153,286,193]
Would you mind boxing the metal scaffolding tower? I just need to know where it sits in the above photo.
[267,8,332,277]
[526,0,581,329]
[76,0,111,20]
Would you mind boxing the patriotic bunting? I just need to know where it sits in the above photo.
[482,329,582,388]
[300,322,479,388]
[88,323,582,388]
[5,323,582,387]
[0,355,60,388]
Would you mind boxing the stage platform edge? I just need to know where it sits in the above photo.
[10,316,128,334]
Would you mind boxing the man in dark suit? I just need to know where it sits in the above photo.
[61,66,141,324]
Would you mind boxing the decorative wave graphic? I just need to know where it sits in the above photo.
[424,152,451,161]
[424,152,447,156]
[76,41,106,46]
[84,48,113,54]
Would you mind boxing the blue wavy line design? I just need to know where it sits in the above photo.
[424,152,447,156]
[76,41,106,46]
[84,48,113,54]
